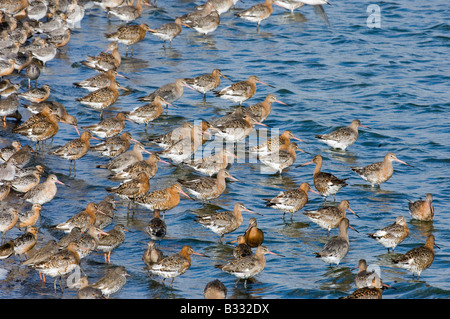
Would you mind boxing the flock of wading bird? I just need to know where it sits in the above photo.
[0,0,438,299]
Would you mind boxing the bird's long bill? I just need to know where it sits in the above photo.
[163,100,175,108]
[267,250,285,257]
[292,135,307,143]
[74,126,81,137]
[254,121,267,127]
[90,135,101,140]
[348,208,360,218]
[434,242,440,249]
[221,74,233,82]
[244,208,263,216]
[349,224,359,233]
[382,283,393,289]
[116,72,128,79]
[178,188,192,199]
[227,174,240,182]
[296,147,310,154]
[95,208,108,216]
[275,99,287,106]
[183,83,198,92]
[158,158,171,165]
[142,148,153,155]
[193,251,209,258]
[308,188,322,196]
[56,179,67,186]
[360,124,371,129]
[257,80,275,88]
[181,22,193,28]
[296,159,314,167]
[395,158,414,167]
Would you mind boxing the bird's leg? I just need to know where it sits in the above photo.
[53,278,58,293]
[68,160,72,177]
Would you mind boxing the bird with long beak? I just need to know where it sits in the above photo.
[54,203,107,233]
[244,94,287,122]
[183,149,237,177]
[50,131,100,177]
[211,113,268,143]
[297,155,348,201]
[213,75,274,105]
[81,112,133,139]
[314,218,358,266]
[184,69,232,100]
[147,245,208,288]
[124,96,172,130]
[264,182,320,220]
[351,152,413,187]
[80,41,121,72]
[392,234,439,280]
[195,202,262,240]
[258,142,310,174]
[315,119,370,150]
[138,78,197,104]
[249,130,307,156]
[134,183,191,218]
[74,70,127,92]
[147,17,184,47]
[216,245,284,288]
[303,200,360,236]
[235,0,275,31]
[22,174,67,206]
[177,169,239,201]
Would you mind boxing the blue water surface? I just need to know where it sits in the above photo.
[0,0,449,299]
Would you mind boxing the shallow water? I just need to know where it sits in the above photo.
[0,0,449,299]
